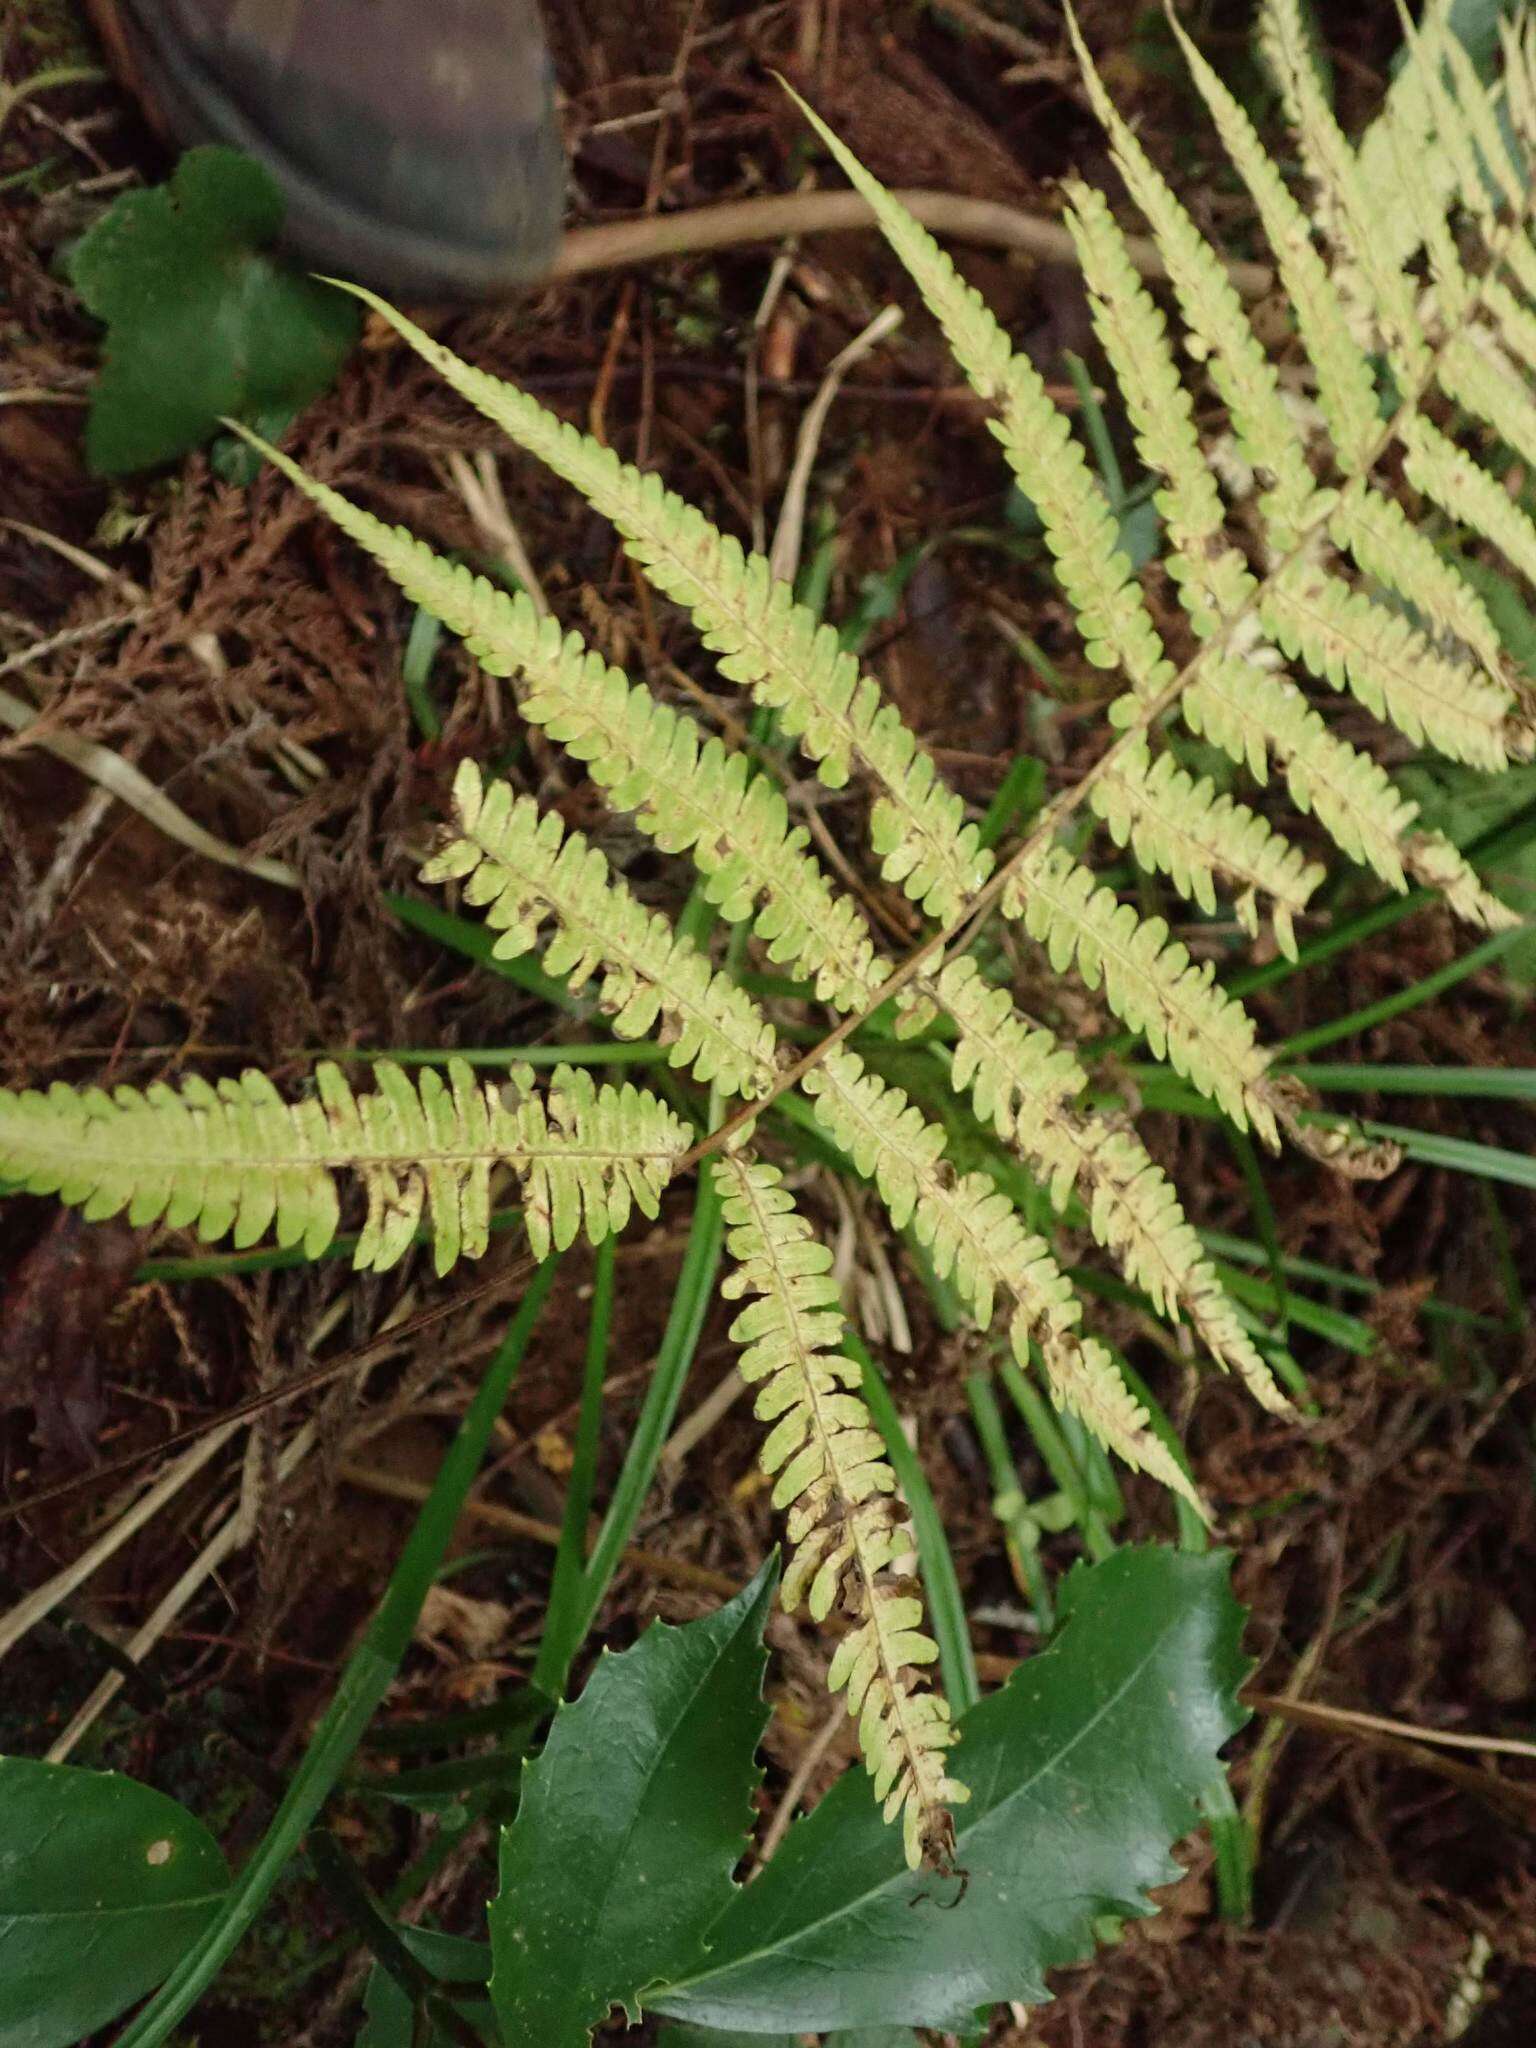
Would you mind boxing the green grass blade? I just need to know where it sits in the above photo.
[1359,1120,1536,1190]
[564,1179,726,1654]
[113,1259,561,2047]
[850,1334,980,1716]
[534,1233,616,1696]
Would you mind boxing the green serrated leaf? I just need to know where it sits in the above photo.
[68,146,358,476]
[654,2028,802,2048]
[489,1557,779,2046]
[0,1757,229,2048]
[650,1548,1248,2036]
[656,2029,915,2047]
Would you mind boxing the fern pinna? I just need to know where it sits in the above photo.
[4,0,1534,1866]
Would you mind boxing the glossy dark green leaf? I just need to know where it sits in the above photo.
[489,1559,778,2046]
[0,1757,229,2048]
[69,146,358,475]
[656,2029,914,2048]
[651,1548,1248,2036]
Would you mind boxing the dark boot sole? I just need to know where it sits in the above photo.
[93,1,565,299]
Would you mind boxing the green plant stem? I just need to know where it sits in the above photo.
[1226,1126,1288,1340]
[402,604,445,741]
[998,1355,1114,1561]
[113,1259,560,2048]
[306,1832,488,2047]
[1282,1062,1536,1099]
[1276,924,1532,1058]
[964,1370,1052,1631]
[561,1179,726,1664]
[850,1335,979,1715]
[534,1233,616,1696]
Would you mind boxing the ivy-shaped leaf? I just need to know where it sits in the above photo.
[649,1548,1248,2036]
[489,1559,778,2046]
[0,1757,229,2048]
[68,146,359,476]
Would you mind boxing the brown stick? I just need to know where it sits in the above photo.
[551,188,1275,300]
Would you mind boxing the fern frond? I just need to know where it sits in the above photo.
[1068,7,1320,550]
[0,1062,687,1273]
[1326,486,1507,680]
[1260,0,1432,377]
[241,432,892,1013]
[1402,831,1524,930]
[789,87,1174,701]
[1089,741,1324,957]
[1001,845,1278,1142]
[803,1048,1204,1508]
[1259,563,1514,770]
[1165,12,1380,474]
[1067,174,1514,929]
[937,958,1285,1410]
[1354,0,1467,274]
[334,292,993,927]
[423,760,781,1099]
[1438,328,1536,479]
[937,956,1088,1143]
[1400,414,1536,596]
[713,1153,966,1868]
[804,1047,1077,1337]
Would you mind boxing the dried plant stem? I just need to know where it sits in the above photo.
[551,187,1274,299]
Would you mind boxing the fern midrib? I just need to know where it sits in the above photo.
[725,1157,947,1837]
[23,1124,681,1174]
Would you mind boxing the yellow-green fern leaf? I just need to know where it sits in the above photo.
[804,1047,1082,1339]
[1089,740,1324,958]
[1354,0,1466,275]
[937,956,1284,1409]
[0,1062,687,1274]
[1261,0,1433,377]
[1166,14,1380,475]
[1064,180,1236,598]
[1437,328,1536,480]
[1499,14,1536,151]
[789,87,1173,699]
[423,760,780,1099]
[936,957,1088,1145]
[1183,655,1417,891]
[801,1049,1203,1505]
[1002,845,1278,1141]
[714,1153,966,1869]
[333,291,992,926]
[1400,414,1536,596]
[239,429,891,1014]
[1068,7,1320,550]
[1063,176,1505,928]
[1259,562,1514,769]
[1403,832,1524,930]
[1326,485,1507,680]
[1037,1329,1202,1502]
[1480,272,1536,382]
